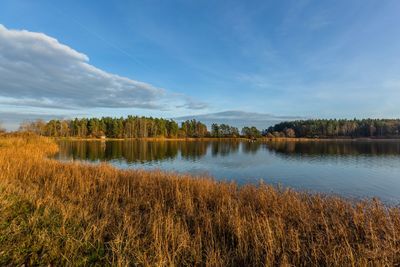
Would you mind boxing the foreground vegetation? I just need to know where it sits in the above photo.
[0,135,399,266]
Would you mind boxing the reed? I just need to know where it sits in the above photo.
[0,135,399,266]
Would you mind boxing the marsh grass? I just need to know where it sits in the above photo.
[0,135,399,266]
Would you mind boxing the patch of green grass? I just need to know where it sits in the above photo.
[0,190,108,266]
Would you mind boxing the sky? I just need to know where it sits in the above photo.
[1,0,400,130]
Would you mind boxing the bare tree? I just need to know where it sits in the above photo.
[0,121,5,133]
[19,119,46,135]
[284,128,296,138]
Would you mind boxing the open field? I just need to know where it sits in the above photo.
[0,135,399,266]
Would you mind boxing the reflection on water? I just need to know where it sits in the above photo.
[58,140,400,162]
[58,140,210,162]
[266,141,400,157]
[56,140,400,203]
[58,140,246,162]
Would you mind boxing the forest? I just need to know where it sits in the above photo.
[267,119,400,138]
[17,117,400,139]
[18,116,250,138]
[19,116,205,138]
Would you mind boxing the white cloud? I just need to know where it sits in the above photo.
[0,24,205,110]
[175,98,209,110]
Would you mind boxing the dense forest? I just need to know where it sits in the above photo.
[19,117,209,138]
[266,119,400,138]
[210,123,240,137]
[19,117,254,139]
[16,117,400,139]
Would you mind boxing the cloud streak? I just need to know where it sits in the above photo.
[0,24,205,111]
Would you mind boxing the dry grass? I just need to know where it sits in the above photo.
[0,135,399,266]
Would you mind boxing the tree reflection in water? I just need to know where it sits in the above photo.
[57,140,400,164]
[265,141,400,157]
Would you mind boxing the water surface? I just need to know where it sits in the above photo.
[56,140,400,203]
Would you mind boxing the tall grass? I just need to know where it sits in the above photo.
[0,135,399,266]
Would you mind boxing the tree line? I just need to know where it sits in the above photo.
[19,116,262,139]
[20,117,199,138]
[16,117,400,139]
[266,119,400,138]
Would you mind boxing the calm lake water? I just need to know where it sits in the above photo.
[56,140,400,203]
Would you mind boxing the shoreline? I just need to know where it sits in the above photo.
[54,136,400,142]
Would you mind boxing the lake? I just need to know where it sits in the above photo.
[56,140,400,203]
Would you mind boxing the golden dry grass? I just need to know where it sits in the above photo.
[0,135,399,266]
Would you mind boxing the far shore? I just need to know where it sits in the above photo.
[54,136,400,142]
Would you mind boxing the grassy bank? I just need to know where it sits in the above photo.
[0,135,399,266]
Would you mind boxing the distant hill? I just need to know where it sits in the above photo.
[174,110,305,130]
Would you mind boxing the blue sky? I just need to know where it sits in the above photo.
[0,0,400,129]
